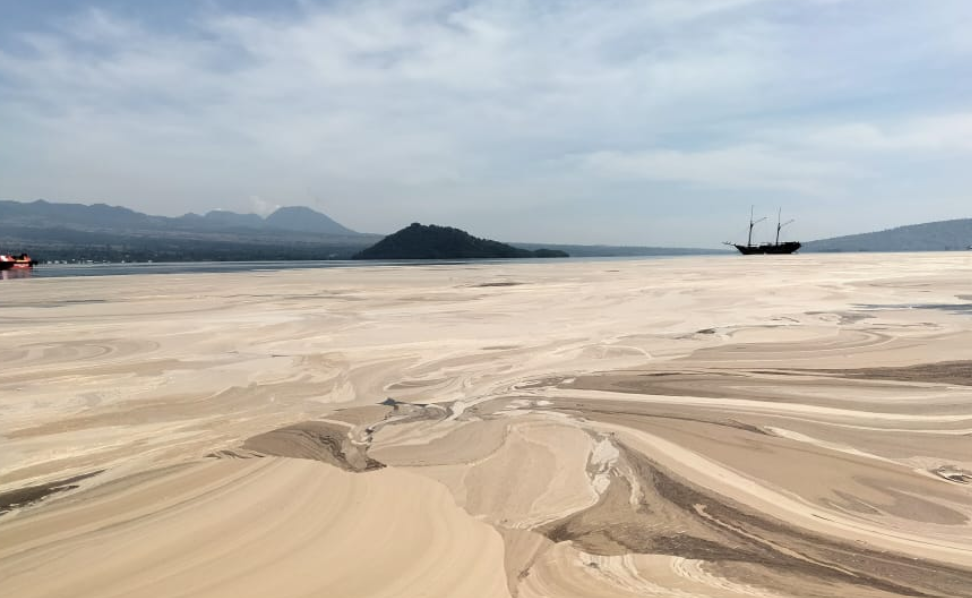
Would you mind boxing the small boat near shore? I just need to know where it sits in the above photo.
[0,253,37,271]
[726,208,801,255]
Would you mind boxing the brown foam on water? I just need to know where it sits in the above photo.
[816,360,972,386]
[536,445,972,597]
[0,459,509,598]
[0,471,102,517]
[3,255,972,597]
[242,421,383,472]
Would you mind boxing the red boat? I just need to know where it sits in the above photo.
[0,253,37,270]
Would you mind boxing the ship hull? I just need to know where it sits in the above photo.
[734,242,801,255]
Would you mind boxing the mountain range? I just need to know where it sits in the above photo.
[0,199,378,262]
[0,199,725,262]
[5,199,970,262]
[1,200,360,237]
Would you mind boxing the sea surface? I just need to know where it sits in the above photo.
[1,256,702,280]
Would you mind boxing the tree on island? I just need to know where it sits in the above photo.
[352,223,569,260]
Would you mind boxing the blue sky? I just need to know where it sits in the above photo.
[2,0,971,246]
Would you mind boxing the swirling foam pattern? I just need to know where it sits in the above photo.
[2,254,972,597]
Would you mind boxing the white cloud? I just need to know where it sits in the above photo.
[248,195,280,217]
[1,0,971,244]
[803,114,972,152]
[0,1,781,191]
[579,145,861,195]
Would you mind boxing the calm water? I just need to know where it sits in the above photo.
[2,256,699,280]
[7,260,367,279]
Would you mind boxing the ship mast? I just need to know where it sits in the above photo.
[748,206,766,247]
[775,207,794,245]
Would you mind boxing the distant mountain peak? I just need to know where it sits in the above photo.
[274,206,324,216]
[265,206,357,235]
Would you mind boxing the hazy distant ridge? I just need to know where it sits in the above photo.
[0,199,364,237]
[0,199,377,262]
[803,218,972,252]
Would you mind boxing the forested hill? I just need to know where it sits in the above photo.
[353,223,569,259]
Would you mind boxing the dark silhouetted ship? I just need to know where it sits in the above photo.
[727,208,801,255]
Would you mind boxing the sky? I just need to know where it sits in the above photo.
[1,0,971,247]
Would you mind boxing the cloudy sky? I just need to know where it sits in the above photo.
[2,0,971,246]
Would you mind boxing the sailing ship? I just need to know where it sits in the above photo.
[726,208,801,255]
